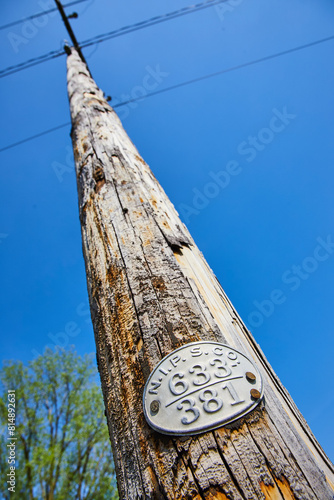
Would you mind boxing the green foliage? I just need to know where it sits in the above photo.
[0,349,118,500]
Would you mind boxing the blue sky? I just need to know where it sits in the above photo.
[1,0,333,461]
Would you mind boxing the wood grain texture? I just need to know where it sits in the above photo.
[67,48,334,499]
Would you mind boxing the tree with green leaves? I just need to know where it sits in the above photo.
[0,349,118,500]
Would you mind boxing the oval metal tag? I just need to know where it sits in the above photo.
[143,341,263,436]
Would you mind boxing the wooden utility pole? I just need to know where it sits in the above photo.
[67,47,334,499]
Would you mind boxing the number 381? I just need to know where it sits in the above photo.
[177,382,244,425]
[177,388,223,425]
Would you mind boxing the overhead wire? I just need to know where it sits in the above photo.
[1,34,334,153]
[116,34,334,107]
[0,0,90,31]
[0,49,64,78]
[0,0,231,78]
[0,123,71,153]
[79,0,232,49]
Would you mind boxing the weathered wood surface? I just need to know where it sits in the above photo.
[67,48,334,499]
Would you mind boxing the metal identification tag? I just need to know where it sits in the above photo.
[143,341,263,436]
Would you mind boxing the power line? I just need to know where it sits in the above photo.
[1,34,334,153]
[2,22,333,80]
[116,34,334,106]
[0,0,90,31]
[0,49,64,78]
[0,0,231,78]
[0,123,71,153]
[79,0,231,49]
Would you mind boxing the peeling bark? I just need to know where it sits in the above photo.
[67,48,334,499]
